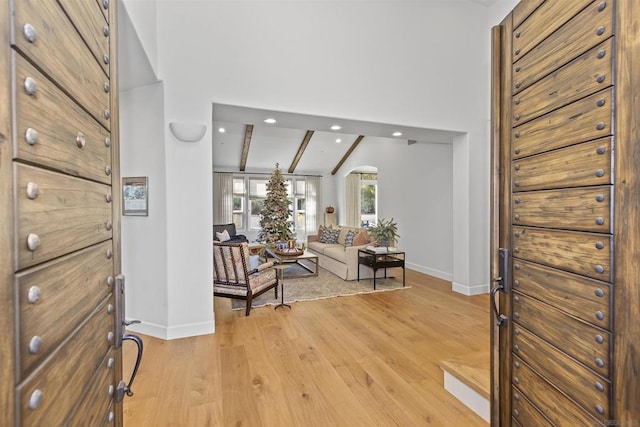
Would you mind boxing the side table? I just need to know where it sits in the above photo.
[273,264,291,310]
[357,248,406,290]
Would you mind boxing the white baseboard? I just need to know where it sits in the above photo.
[443,370,490,423]
[452,282,490,296]
[125,318,215,340]
[406,262,453,282]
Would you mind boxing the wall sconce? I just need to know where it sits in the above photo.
[169,122,207,142]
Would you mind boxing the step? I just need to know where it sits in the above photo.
[440,353,490,423]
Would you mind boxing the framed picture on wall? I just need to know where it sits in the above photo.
[122,176,149,216]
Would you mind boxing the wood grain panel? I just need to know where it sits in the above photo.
[16,241,113,379]
[12,0,111,129]
[94,0,109,23]
[513,1,612,94]
[513,226,611,281]
[512,357,601,426]
[513,325,610,419]
[105,0,122,422]
[513,293,610,377]
[613,0,640,421]
[14,55,111,184]
[513,38,612,125]
[512,0,544,30]
[512,0,592,62]
[512,186,612,233]
[18,298,113,426]
[493,15,515,425]
[512,88,612,159]
[512,388,554,426]
[57,0,110,76]
[513,259,611,330]
[15,164,112,269]
[66,349,114,426]
[513,138,612,192]
[0,0,15,423]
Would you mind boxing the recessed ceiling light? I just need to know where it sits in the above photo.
[392,131,403,137]
[264,118,277,124]
[336,138,342,143]
[330,125,341,131]
[218,127,225,133]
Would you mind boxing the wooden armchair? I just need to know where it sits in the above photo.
[213,241,278,316]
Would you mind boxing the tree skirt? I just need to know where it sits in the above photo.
[230,265,409,311]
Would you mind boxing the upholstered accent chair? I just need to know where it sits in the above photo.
[213,241,278,316]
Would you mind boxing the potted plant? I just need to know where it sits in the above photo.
[367,218,399,247]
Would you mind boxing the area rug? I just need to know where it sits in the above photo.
[231,265,409,311]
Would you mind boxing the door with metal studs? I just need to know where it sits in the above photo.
[490,0,640,425]
[0,0,142,425]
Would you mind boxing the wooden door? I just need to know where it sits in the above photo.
[491,0,640,425]
[0,0,125,424]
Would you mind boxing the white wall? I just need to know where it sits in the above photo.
[336,138,454,280]
[120,82,170,336]
[120,0,507,337]
[122,0,158,75]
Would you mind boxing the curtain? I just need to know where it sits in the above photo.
[305,176,322,238]
[344,173,361,227]
[213,172,233,224]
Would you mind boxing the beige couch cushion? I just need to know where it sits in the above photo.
[323,246,347,263]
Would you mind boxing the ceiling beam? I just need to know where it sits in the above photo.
[288,130,314,173]
[332,135,365,175]
[239,124,253,171]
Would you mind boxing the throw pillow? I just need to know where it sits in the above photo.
[344,230,357,247]
[352,230,370,246]
[337,227,350,245]
[248,255,260,271]
[319,227,333,243]
[325,229,340,244]
[215,229,231,242]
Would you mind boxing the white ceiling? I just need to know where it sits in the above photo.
[118,0,494,175]
[212,103,464,175]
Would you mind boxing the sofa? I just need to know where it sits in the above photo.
[213,223,248,244]
[307,225,400,281]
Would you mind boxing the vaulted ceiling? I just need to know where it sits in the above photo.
[212,103,464,175]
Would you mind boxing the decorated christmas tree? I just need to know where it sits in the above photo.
[257,163,296,244]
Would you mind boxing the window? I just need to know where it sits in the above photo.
[249,178,268,230]
[232,178,245,229]
[224,174,314,235]
[360,174,377,227]
[295,180,305,230]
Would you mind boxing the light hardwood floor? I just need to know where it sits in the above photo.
[123,270,490,426]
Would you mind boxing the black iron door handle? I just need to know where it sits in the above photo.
[114,274,145,401]
[116,333,144,401]
[491,248,510,326]
[491,278,508,326]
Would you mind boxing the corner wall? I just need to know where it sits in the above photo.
[120,81,170,336]
[335,138,454,281]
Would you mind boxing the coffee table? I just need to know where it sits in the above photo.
[247,242,265,256]
[265,248,319,277]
